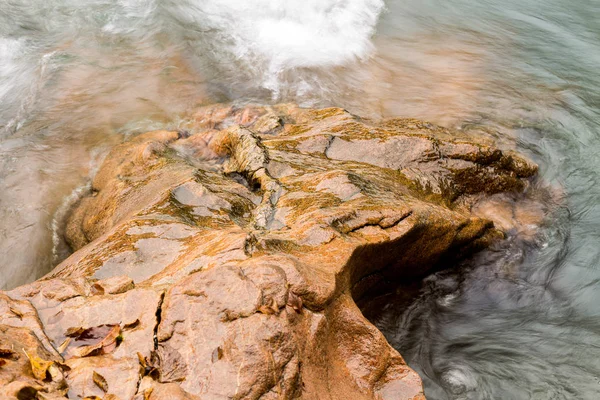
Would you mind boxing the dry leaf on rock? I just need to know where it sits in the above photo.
[143,388,154,400]
[69,325,122,358]
[211,347,223,363]
[258,298,279,315]
[57,337,71,354]
[71,342,103,358]
[65,326,86,338]
[138,352,158,379]
[156,343,187,383]
[93,371,109,392]
[23,350,53,380]
[47,363,65,384]
[137,352,147,368]
[9,306,24,319]
[99,325,122,355]
[143,343,187,383]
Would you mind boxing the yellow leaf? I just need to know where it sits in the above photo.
[23,350,54,380]
[143,388,154,400]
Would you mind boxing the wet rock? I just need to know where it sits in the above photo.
[136,378,201,400]
[65,356,140,399]
[1,104,537,399]
[91,275,135,295]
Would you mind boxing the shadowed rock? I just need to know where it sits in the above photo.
[0,104,536,399]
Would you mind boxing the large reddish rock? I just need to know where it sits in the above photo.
[0,104,536,399]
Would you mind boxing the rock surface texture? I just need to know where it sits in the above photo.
[0,104,537,399]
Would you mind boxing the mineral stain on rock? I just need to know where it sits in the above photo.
[0,104,537,399]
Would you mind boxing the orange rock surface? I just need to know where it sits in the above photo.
[1,104,537,399]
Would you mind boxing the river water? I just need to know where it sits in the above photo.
[1,1,599,398]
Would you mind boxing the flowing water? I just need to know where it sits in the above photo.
[1,0,599,398]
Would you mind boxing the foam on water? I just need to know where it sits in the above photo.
[165,0,384,96]
[0,39,25,99]
[0,0,384,122]
[0,38,33,134]
[441,366,478,396]
[216,0,383,67]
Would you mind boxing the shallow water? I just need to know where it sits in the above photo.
[1,0,600,398]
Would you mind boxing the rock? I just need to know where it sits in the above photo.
[1,104,537,399]
[91,275,135,295]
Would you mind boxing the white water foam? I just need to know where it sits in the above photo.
[0,39,26,100]
[167,0,384,96]
[0,38,33,134]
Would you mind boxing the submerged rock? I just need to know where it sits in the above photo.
[0,104,536,399]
